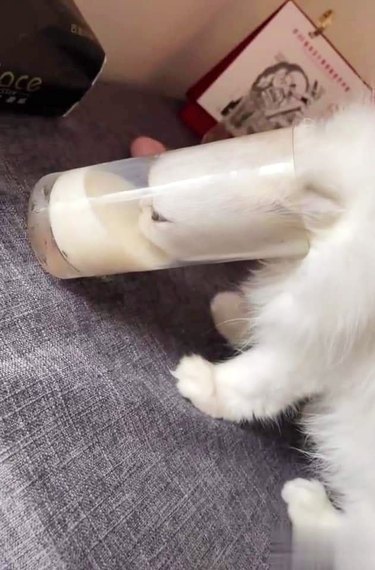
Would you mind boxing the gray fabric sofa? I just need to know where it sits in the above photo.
[0,82,304,569]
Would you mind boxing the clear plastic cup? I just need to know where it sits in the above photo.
[28,127,309,279]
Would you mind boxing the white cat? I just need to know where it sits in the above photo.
[171,105,375,569]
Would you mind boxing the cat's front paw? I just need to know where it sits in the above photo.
[282,478,339,529]
[172,355,221,418]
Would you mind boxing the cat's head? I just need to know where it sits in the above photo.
[292,103,375,233]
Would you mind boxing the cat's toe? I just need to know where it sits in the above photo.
[282,478,328,510]
[172,355,221,418]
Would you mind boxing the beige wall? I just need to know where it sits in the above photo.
[75,0,375,97]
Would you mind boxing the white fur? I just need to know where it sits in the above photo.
[172,105,375,568]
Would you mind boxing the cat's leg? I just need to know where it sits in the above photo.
[210,291,249,346]
[173,346,312,422]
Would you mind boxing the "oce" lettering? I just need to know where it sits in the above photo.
[0,71,42,92]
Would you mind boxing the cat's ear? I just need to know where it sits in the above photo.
[296,185,342,230]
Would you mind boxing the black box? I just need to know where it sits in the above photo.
[0,0,105,116]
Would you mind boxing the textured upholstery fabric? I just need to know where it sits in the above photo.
[0,82,304,569]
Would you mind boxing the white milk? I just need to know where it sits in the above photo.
[48,168,170,275]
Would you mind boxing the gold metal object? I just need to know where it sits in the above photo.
[309,9,334,38]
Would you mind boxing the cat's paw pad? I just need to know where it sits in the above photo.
[172,355,220,418]
[282,478,338,529]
